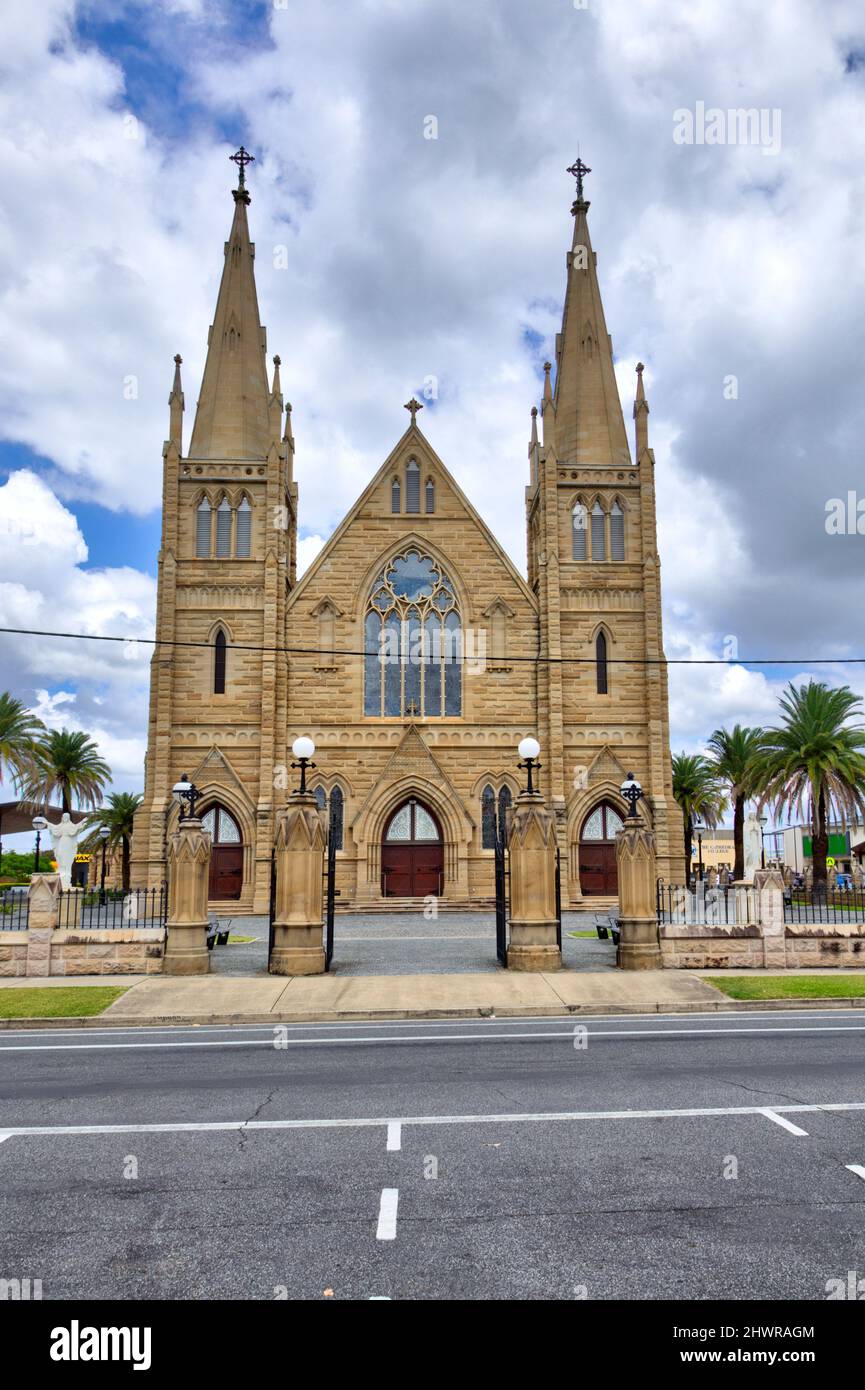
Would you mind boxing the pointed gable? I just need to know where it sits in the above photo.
[188,190,272,461]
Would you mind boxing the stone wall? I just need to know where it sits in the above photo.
[661,923,865,969]
[0,929,165,977]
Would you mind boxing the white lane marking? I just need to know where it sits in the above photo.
[846,1164,865,1182]
[3,1101,865,1140]
[4,1024,865,1053]
[0,1132,12,1145]
[386,1122,401,1152]
[376,1188,399,1240]
[0,1007,862,1041]
[761,1108,809,1136]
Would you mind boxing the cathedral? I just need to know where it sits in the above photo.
[131,154,684,914]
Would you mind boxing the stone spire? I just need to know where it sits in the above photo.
[188,155,271,460]
[168,353,184,451]
[633,360,650,460]
[550,162,631,469]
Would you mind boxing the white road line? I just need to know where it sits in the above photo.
[4,1023,865,1053]
[386,1122,401,1152]
[0,1132,12,1145]
[2,1100,865,1140]
[761,1108,809,1136]
[376,1188,399,1240]
[846,1164,865,1182]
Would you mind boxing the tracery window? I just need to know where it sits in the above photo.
[364,550,462,717]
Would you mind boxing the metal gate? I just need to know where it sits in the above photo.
[493,813,509,965]
[267,848,276,965]
[323,804,339,971]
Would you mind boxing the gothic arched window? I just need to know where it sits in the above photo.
[391,478,401,514]
[572,501,587,560]
[236,497,252,557]
[498,785,512,834]
[329,785,344,850]
[610,501,625,561]
[596,630,608,695]
[425,478,435,513]
[214,629,227,694]
[406,460,420,513]
[364,549,462,717]
[481,785,496,849]
[196,498,212,558]
[216,498,232,557]
[591,500,606,561]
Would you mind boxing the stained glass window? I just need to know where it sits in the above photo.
[581,805,623,842]
[385,801,440,842]
[363,550,461,717]
[214,629,227,694]
[201,805,240,844]
[596,631,608,695]
[498,785,512,834]
[312,786,326,811]
[330,786,344,850]
[385,805,411,841]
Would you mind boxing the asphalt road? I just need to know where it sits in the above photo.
[1,1011,864,1300]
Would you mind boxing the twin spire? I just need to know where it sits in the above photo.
[535,156,648,469]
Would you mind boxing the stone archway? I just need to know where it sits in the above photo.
[201,803,243,900]
[578,801,625,896]
[381,797,444,897]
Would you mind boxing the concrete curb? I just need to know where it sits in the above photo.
[3,995,865,1029]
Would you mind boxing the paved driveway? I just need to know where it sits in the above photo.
[209,911,617,976]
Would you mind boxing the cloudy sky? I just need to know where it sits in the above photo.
[1,0,864,835]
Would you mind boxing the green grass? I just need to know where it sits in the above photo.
[0,986,128,1019]
[568,930,601,938]
[227,934,256,944]
[704,975,865,1000]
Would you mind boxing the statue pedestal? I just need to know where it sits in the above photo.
[164,819,211,976]
[615,823,662,970]
[506,793,562,972]
[270,794,326,976]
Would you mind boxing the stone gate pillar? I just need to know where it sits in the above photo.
[615,823,662,970]
[507,792,562,972]
[270,793,326,976]
[164,817,211,976]
[26,874,61,977]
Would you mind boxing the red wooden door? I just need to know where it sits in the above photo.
[579,842,618,895]
[382,844,413,897]
[209,846,243,900]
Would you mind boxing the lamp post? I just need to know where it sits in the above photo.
[291,737,316,795]
[171,774,201,821]
[32,815,48,875]
[517,737,541,795]
[98,825,110,905]
[758,813,768,870]
[620,772,644,820]
[693,817,705,884]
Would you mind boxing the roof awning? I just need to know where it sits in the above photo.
[0,802,88,836]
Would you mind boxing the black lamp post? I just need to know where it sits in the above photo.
[291,736,316,795]
[620,772,644,820]
[758,813,768,870]
[172,774,201,821]
[32,815,48,875]
[517,737,541,795]
[693,817,705,883]
[98,825,110,905]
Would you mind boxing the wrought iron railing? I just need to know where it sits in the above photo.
[0,888,29,931]
[56,885,167,931]
[784,884,865,925]
[657,880,757,926]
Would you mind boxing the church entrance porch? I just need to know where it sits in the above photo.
[578,803,624,897]
[202,805,243,901]
[380,798,444,897]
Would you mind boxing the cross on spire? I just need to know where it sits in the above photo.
[404,397,423,425]
[229,145,255,189]
[566,156,591,202]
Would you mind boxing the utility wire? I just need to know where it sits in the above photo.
[0,625,861,667]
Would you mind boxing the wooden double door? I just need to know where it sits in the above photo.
[202,805,244,901]
[578,802,624,896]
[381,799,444,897]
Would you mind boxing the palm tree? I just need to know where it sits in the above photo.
[83,792,143,893]
[24,729,111,814]
[671,752,728,878]
[0,692,45,791]
[706,724,767,880]
[751,681,865,892]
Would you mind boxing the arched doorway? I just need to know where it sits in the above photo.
[381,798,443,897]
[202,804,243,900]
[579,802,624,896]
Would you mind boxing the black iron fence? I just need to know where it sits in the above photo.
[0,888,29,931]
[57,885,167,931]
[493,814,509,964]
[784,884,865,925]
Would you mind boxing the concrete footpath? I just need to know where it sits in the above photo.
[2,967,865,1027]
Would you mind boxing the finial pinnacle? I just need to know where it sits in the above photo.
[404,397,424,425]
[566,156,592,203]
[229,145,255,203]
[174,353,182,365]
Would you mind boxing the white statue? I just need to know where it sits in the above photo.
[742,813,763,882]
[49,813,81,890]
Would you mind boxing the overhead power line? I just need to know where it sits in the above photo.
[0,625,862,667]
